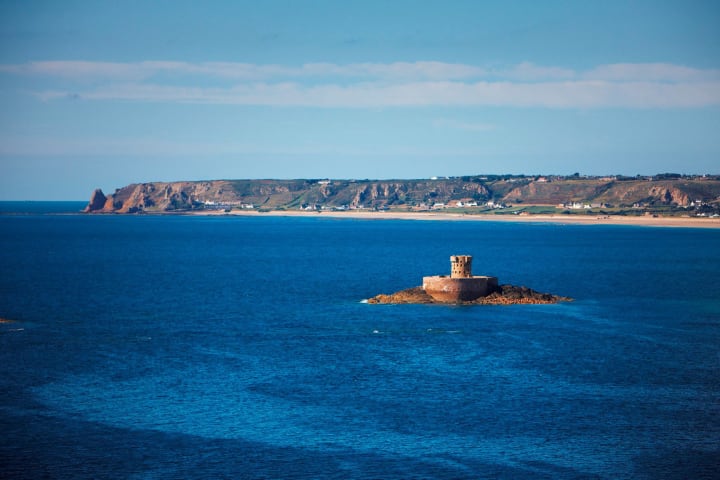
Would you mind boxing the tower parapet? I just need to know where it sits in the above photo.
[422,255,498,302]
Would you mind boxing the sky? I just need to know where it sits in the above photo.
[1,1,719,200]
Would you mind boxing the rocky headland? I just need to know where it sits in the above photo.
[367,285,571,305]
[83,175,720,214]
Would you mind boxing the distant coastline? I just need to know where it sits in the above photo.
[191,208,720,228]
[81,175,720,224]
[2,201,718,228]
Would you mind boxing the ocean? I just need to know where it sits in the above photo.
[1,203,718,479]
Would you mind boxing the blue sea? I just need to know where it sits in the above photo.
[1,203,719,479]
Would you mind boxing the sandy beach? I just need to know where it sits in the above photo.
[192,209,720,228]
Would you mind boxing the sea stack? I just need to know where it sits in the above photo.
[83,188,108,213]
[422,255,498,302]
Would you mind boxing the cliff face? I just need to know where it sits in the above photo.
[495,179,720,207]
[84,180,291,213]
[84,177,720,213]
[501,180,609,205]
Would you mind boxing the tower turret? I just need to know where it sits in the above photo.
[423,254,498,302]
[450,255,473,278]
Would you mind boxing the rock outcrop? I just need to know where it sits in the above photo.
[367,285,571,305]
[83,189,108,212]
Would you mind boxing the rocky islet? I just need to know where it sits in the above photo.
[368,255,571,305]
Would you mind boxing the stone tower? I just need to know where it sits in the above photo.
[450,255,472,278]
[422,254,498,302]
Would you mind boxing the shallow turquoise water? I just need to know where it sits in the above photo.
[1,210,718,479]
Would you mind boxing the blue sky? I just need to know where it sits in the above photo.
[1,1,719,199]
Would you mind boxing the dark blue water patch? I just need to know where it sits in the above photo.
[0,201,87,214]
[1,215,719,479]
[2,408,617,480]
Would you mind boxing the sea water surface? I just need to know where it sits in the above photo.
[1,205,718,479]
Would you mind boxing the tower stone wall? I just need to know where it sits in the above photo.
[423,255,498,302]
